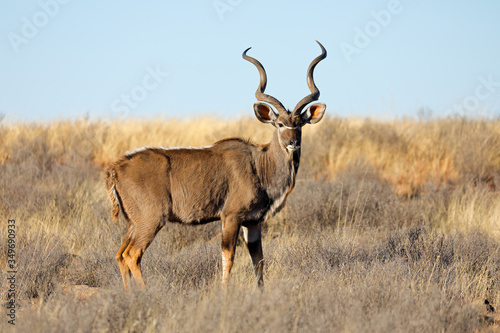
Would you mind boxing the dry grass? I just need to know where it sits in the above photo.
[1,116,500,332]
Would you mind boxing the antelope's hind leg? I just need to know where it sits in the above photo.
[116,223,134,290]
[221,215,242,287]
[242,223,264,287]
[122,219,165,289]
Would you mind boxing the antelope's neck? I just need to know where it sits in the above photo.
[257,132,300,217]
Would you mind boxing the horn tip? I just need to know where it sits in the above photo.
[315,40,327,55]
[243,47,252,57]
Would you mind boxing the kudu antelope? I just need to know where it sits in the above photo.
[105,41,327,289]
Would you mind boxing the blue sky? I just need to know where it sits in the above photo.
[1,0,499,121]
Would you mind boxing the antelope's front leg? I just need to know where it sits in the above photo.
[221,215,241,287]
[242,223,264,287]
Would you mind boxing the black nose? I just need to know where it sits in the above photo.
[289,138,299,146]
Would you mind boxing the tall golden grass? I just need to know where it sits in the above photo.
[2,117,499,193]
[1,116,500,332]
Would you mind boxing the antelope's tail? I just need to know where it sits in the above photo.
[105,166,120,222]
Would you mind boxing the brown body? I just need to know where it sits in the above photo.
[105,41,327,289]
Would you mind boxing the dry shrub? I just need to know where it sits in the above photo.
[144,241,221,290]
[4,227,498,333]
[300,117,500,196]
[278,162,420,235]
[443,118,500,185]
[0,229,67,301]
[152,222,221,254]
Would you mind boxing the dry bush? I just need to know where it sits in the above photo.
[278,162,419,236]
[300,117,500,196]
[3,227,498,332]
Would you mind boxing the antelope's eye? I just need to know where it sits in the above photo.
[277,123,284,128]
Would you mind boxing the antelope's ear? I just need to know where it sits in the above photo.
[254,102,278,124]
[300,103,326,125]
